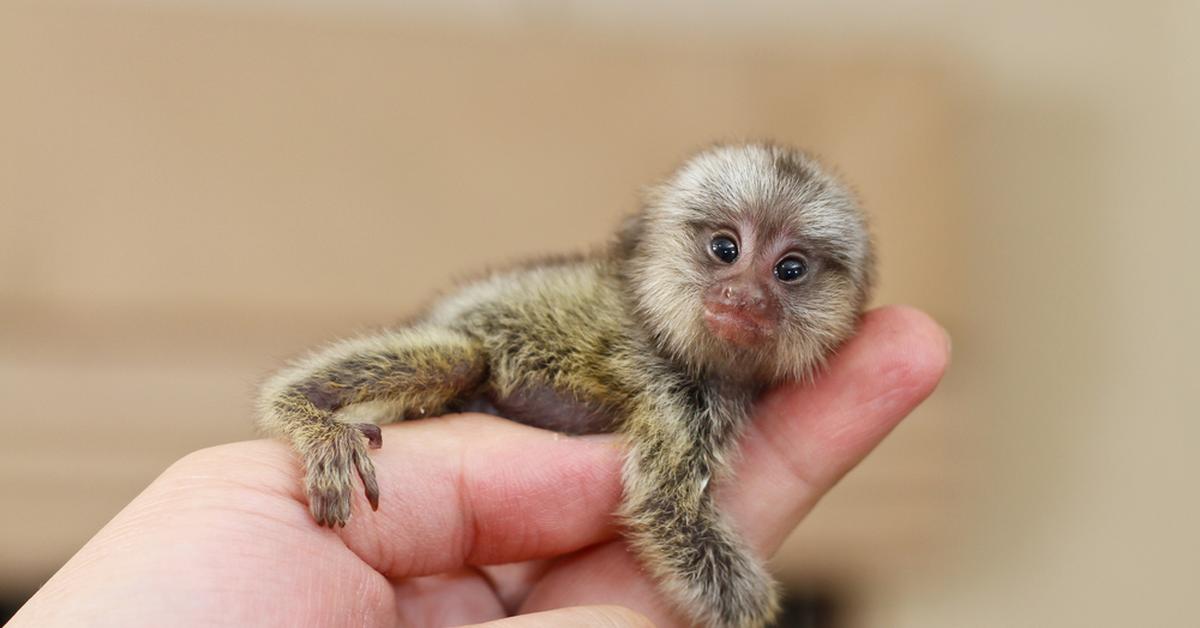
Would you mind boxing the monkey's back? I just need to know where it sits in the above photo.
[424,255,647,433]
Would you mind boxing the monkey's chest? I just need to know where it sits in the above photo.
[458,384,619,435]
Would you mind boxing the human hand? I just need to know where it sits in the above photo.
[10,306,948,627]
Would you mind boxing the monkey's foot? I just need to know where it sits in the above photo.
[302,422,381,527]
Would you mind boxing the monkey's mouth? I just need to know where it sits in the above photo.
[703,309,774,347]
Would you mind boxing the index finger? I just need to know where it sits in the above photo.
[331,416,624,578]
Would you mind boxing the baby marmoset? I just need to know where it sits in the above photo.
[258,143,874,628]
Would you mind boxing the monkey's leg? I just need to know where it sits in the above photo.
[620,392,779,628]
[258,327,487,526]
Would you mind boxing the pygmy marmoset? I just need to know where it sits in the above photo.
[258,143,874,628]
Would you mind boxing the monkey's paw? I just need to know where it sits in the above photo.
[301,422,382,527]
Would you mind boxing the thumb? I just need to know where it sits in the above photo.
[467,606,655,628]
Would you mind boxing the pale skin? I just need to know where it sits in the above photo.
[11,306,948,627]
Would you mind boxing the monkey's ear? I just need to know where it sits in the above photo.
[613,209,645,260]
[615,184,669,260]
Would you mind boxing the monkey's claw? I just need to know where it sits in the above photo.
[303,423,381,527]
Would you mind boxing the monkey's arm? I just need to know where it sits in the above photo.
[257,326,487,526]
[619,382,779,628]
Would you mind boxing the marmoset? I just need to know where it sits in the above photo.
[258,143,874,628]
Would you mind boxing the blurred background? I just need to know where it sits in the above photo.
[1,1,1196,626]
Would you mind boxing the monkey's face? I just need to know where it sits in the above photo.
[623,144,874,383]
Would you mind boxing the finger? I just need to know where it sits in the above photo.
[520,305,949,624]
[159,416,624,580]
[465,606,655,628]
[390,569,507,626]
[726,304,950,553]
[333,416,625,578]
[352,446,380,511]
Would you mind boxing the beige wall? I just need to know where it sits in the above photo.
[1,1,1196,626]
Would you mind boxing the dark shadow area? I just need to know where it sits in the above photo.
[774,587,843,628]
[1,592,29,624]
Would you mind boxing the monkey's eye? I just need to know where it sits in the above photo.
[710,235,739,264]
[774,256,808,282]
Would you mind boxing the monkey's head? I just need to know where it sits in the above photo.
[619,143,874,383]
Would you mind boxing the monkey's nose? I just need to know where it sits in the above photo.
[711,283,770,315]
[703,281,778,346]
